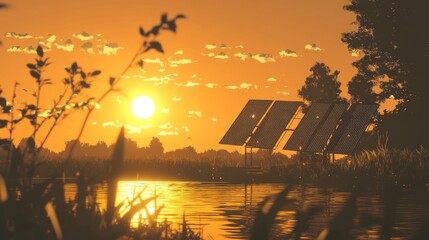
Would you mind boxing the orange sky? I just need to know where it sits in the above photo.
[0,0,360,153]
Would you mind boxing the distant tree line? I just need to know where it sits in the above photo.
[9,137,291,165]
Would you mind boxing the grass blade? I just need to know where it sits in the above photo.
[45,201,63,240]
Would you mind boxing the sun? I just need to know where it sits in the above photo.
[131,96,155,119]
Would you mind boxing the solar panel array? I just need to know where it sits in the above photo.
[247,101,300,149]
[219,100,272,146]
[283,103,332,151]
[327,104,378,154]
[220,99,377,155]
[305,104,348,152]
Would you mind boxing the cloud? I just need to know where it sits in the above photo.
[7,45,37,54]
[159,122,173,129]
[279,49,299,58]
[168,56,195,67]
[6,32,122,56]
[205,44,216,50]
[188,110,202,118]
[252,53,275,63]
[226,85,239,90]
[7,45,52,54]
[239,83,253,89]
[211,118,218,122]
[142,57,164,67]
[276,91,291,96]
[142,73,178,85]
[304,43,323,51]
[205,83,219,88]
[4,32,37,39]
[73,32,94,41]
[161,108,170,114]
[102,43,123,56]
[46,34,56,42]
[235,45,244,49]
[234,53,250,61]
[203,52,229,59]
[182,126,190,132]
[226,83,257,90]
[174,50,184,55]
[102,121,154,134]
[219,43,231,49]
[81,42,95,54]
[175,81,200,87]
[267,77,277,82]
[38,34,57,48]
[158,131,179,136]
[172,97,182,101]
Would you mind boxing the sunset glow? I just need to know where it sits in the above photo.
[0,0,358,153]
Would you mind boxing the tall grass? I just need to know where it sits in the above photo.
[275,146,428,188]
[337,146,429,187]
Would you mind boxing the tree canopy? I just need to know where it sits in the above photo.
[298,62,346,111]
[342,0,428,148]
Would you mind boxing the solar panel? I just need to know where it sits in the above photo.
[247,101,301,149]
[306,104,348,153]
[328,104,378,154]
[219,100,273,146]
[283,103,332,151]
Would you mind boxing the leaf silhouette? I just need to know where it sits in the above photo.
[27,104,37,110]
[161,13,168,23]
[91,70,101,76]
[139,26,145,36]
[137,59,144,68]
[30,70,40,79]
[109,77,116,86]
[175,14,186,19]
[80,71,87,79]
[71,62,78,73]
[0,119,7,128]
[27,63,37,70]
[166,20,177,33]
[0,97,6,108]
[149,25,160,36]
[79,81,90,88]
[149,41,164,53]
[36,45,44,57]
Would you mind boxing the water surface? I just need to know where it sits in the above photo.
[65,181,429,239]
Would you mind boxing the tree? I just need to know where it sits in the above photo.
[298,62,346,111]
[147,137,164,158]
[342,0,428,148]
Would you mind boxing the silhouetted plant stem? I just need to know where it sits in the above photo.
[62,46,142,168]
[6,81,19,172]
[36,86,71,152]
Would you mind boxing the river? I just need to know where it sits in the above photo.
[64,181,429,239]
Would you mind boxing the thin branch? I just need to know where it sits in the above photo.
[63,46,143,167]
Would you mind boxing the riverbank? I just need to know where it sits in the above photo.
[26,147,429,189]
